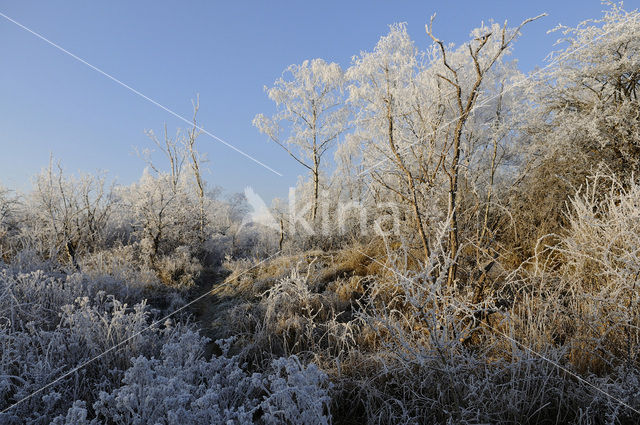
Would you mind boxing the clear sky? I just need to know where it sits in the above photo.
[0,1,611,201]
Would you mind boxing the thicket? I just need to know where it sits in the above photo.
[2,2,640,424]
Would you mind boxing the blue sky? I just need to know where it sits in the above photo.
[0,1,610,200]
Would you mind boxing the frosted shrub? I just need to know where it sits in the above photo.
[114,171,242,285]
[154,245,202,288]
[562,174,640,290]
[92,331,257,425]
[259,356,332,425]
[0,266,186,424]
[551,174,640,371]
[337,264,640,423]
[10,248,58,274]
[313,228,638,424]
[532,2,640,178]
[118,172,201,261]
[511,2,640,257]
[0,185,18,260]
[227,268,359,365]
[88,332,331,425]
[78,244,160,291]
[51,401,92,425]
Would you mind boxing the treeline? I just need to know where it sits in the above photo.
[0,129,273,289]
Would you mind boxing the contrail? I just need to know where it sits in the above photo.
[0,11,283,177]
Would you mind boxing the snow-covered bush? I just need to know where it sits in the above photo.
[324,235,640,424]
[561,174,640,290]
[531,2,640,178]
[90,331,259,425]
[113,169,251,284]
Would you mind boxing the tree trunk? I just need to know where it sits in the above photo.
[66,240,79,270]
[446,117,464,288]
[409,178,431,262]
[385,88,430,263]
[311,153,320,222]
[279,217,285,251]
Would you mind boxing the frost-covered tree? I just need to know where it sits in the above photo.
[345,19,535,279]
[425,15,540,286]
[530,2,640,178]
[346,24,436,263]
[24,160,114,266]
[115,170,203,285]
[144,99,208,242]
[511,2,640,255]
[254,59,348,222]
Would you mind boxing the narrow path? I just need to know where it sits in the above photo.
[189,268,231,358]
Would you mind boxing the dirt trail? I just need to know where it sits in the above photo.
[189,268,233,358]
